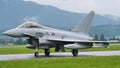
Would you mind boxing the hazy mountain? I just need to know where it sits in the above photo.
[90,25,120,37]
[0,0,120,38]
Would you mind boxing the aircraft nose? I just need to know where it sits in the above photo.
[2,31,7,35]
[3,28,23,37]
[2,30,12,35]
[3,29,15,36]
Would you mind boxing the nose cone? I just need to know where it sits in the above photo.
[3,28,23,37]
[3,29,14,36]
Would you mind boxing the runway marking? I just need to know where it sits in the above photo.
[0,51,120,61]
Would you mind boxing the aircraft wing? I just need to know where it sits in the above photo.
[22,33,118,43]
[47,37,118,43]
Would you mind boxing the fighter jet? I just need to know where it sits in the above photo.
[3,11,113,57]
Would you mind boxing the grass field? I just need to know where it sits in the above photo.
[0,44,120,54]
[0,56,120,68]
[0,44,120,68]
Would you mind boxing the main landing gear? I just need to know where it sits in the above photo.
[34,47,50,57]
[44,49,50,56]
[72,49,78,56]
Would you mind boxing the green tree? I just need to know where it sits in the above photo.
[112,36,116,40]
[100,34,106,41]
[94,34,99,41]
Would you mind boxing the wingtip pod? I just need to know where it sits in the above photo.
[73,10,95,34]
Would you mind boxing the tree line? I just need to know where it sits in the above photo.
[0,38,27,46]
[94,34,119,41]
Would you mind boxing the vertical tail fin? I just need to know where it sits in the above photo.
[72,11,95,34]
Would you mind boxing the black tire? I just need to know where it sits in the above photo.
[34,52,39,57]
[72,49,78,56]
[45,49,50,56]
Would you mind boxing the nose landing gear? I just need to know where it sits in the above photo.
[72,49,78,56]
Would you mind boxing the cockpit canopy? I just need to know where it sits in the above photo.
[17,22,42,28]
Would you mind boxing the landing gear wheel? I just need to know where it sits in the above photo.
[72,49,78,56]
[34,52,39,57]
[45,49,50,56]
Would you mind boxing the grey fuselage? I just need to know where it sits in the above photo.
[3,27,93,42]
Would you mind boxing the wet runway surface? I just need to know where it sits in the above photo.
[0,51,120,61]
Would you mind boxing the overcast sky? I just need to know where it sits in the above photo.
[24,0,120,17]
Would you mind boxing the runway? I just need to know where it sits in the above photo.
[0,51,120,61]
